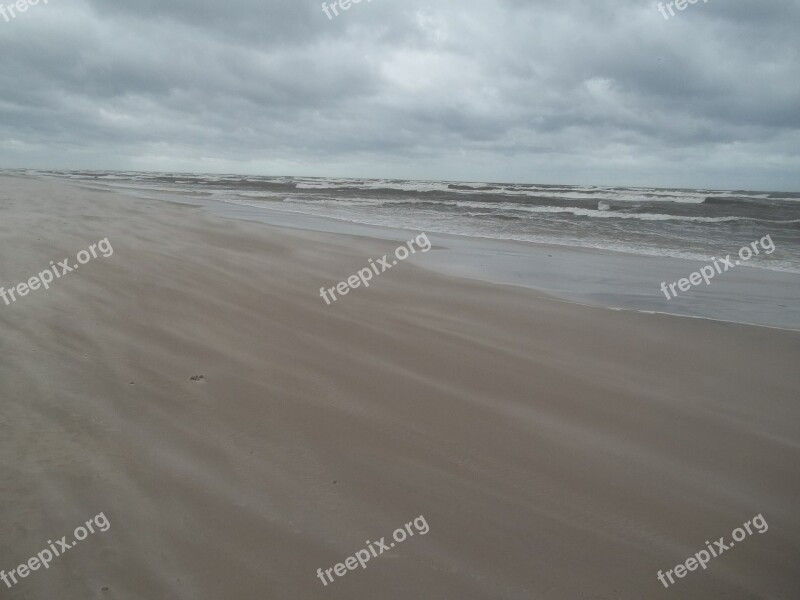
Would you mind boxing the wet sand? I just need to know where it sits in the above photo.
[1,175,798,599]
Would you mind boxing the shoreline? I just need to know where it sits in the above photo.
[55,175,800,331]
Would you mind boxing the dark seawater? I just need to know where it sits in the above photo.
[23,170,800,273]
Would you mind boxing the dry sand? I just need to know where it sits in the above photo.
[0,175,798,599]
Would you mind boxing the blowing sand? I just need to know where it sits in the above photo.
[0,175,798,599]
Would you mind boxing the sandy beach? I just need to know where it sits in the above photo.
[1,174,798,599]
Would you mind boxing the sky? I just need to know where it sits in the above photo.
[0,0,798,190]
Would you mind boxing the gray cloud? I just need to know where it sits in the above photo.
[0,0,798,189]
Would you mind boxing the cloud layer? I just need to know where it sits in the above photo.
[1,0,798,189]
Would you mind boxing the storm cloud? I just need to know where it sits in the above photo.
[1,0,798,189]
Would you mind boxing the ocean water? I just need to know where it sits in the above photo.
[22,170,800,273]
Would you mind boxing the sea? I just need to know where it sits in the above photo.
[16,170,800,273]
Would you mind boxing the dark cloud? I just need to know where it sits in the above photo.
[0,0,798,189]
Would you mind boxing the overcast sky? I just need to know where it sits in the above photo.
[0,0,798,190]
